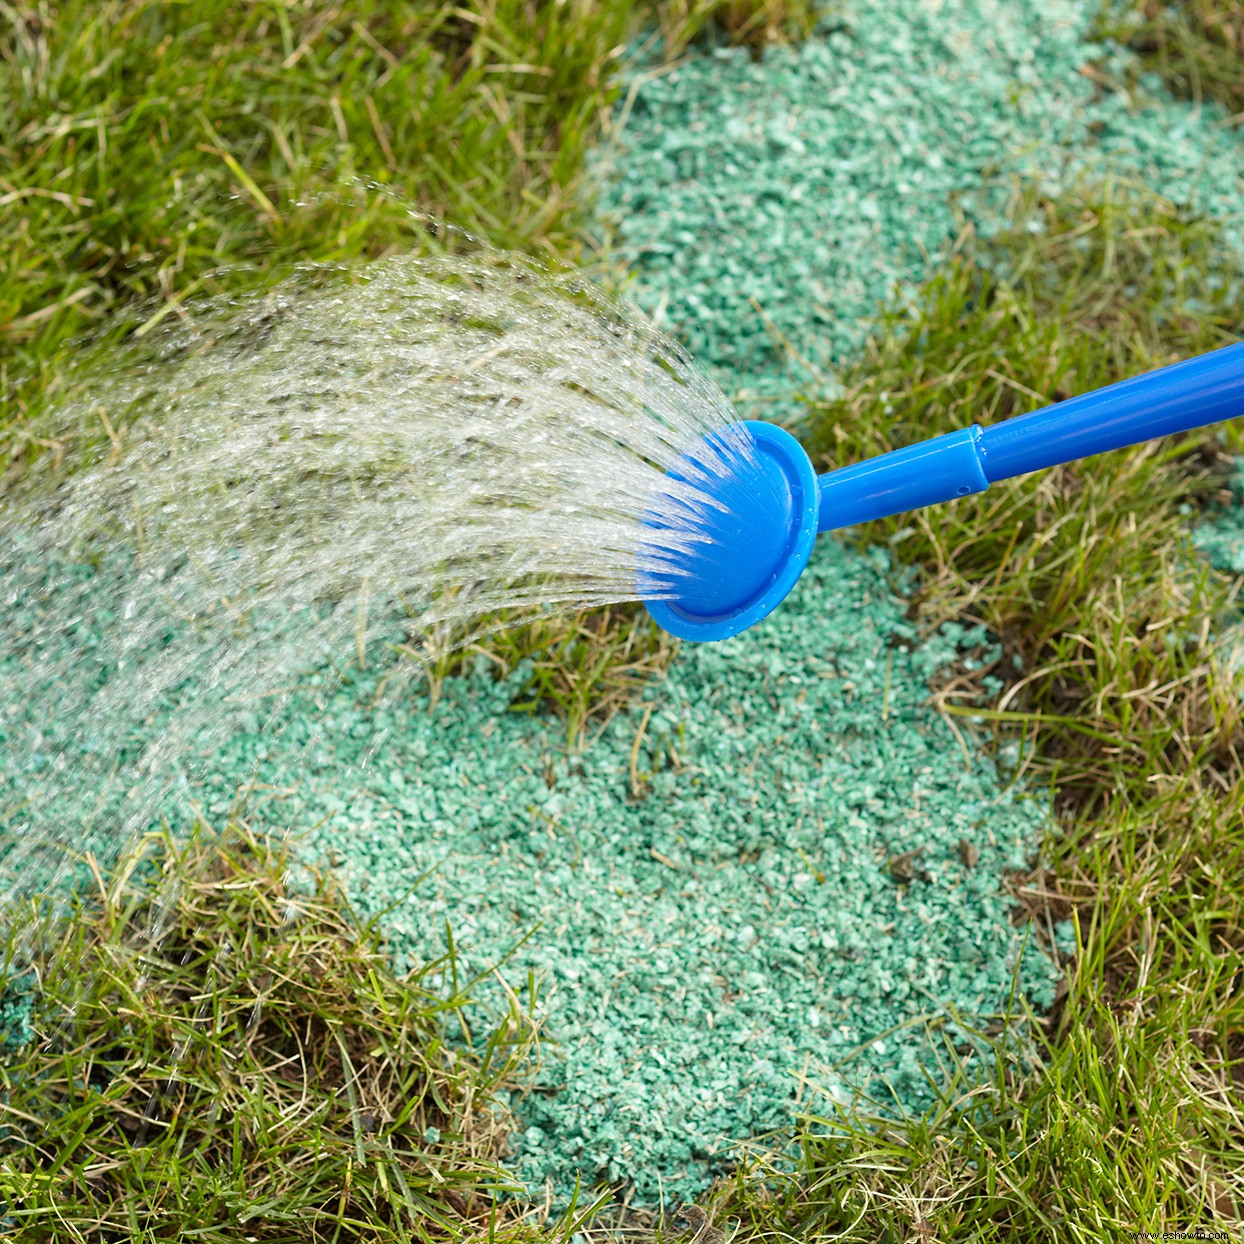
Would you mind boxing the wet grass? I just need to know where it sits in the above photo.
[435,606,678,753]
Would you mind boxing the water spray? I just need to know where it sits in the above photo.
[641,341,1244,641]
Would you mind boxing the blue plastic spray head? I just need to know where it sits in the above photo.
[639,421,820,642]
[641,340,1244,642]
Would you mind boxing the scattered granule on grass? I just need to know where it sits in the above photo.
[593,0,1244,421]
[0,351,1063,1201]
[0,443,1061,1204]
[177,540,1059,1204]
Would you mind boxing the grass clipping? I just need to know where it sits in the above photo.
[0,826,552,1241]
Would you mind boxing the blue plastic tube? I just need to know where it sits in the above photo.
[979,340,1244,481]
[817,339,1244,533]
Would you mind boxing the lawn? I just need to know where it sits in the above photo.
[1,1,1243,1240]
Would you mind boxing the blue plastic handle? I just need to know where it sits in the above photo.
[817,339,1244,532]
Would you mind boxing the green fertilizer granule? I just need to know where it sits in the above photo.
[594,0,1244,421]
[182,542,1059,1204]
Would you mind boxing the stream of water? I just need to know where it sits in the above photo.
[0,250,765,907]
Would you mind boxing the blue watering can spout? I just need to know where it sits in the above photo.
[641,340,1244,642]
